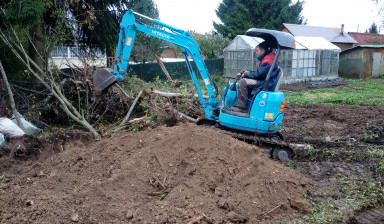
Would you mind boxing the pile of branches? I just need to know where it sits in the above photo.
[0,8,204,139]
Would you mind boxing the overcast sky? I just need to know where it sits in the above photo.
[153,0,383,34]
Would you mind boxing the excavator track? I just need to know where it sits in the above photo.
[197,119,294,160]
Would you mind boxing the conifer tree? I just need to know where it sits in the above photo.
[367,23,379,34]
[214,0,304,38]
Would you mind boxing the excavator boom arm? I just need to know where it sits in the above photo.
[99,10,220,120]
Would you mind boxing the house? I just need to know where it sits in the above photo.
[279,23,358,51]
[160,43,177,58]
[339,45,384,78]
[223,35,340,83]
[49,46,106,69]
[348,32,384,45]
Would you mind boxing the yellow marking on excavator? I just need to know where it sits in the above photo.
[265,113,274,119]
[126,37,132,45]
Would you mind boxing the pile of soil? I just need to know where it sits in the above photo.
[0,124,313,223]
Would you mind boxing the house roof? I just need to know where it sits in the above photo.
[280,23,358,44]
[224,35,340,51]
[348,32,384,45]
[341,45,384,54]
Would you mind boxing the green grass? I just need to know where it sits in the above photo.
[285,78,384,105]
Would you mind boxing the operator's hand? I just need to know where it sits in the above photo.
[236,72,243,77]
[236,69,248,78]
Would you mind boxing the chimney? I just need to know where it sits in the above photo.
[340,24,344,35]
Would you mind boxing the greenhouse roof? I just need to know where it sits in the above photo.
[224,35,341,52]
[295,36,341,51]
[223,35,264,51]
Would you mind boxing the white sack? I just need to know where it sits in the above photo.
[0,133,4,146]
[0,117,25,138]
[11,113,42,135]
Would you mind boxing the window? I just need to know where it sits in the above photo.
[51,45,106,59]
[51,46,68,58]
[290,50,317,78]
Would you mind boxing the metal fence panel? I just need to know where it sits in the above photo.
[127,58,224,82]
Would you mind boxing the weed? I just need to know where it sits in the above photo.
[377,159,384,175]
[282,159,299,169]
[335,174,384,211]
[130,121,146,132]
[38,129,56,138]
[302,172,384,223]
[367,148,384,158]
[187,193,194,200]
[159,192,167,201]
[303,200,344,223]
[0,174,5,182]
[363,130,379,142]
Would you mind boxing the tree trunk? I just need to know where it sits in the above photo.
[155,56,173,82]
[29,18,45,83]
[0,60,24,130]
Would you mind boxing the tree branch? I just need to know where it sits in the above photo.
[113,90,143,133]
[0,60,24,130]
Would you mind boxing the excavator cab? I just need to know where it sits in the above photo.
[219,29,295,133]
[217,29,295,160]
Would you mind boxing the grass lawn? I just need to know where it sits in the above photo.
[284,78,384,105]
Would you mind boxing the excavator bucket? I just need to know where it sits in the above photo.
[93,68,117,96]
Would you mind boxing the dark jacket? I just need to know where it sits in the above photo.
[243,51,280,95]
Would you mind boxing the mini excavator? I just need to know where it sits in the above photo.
[93,10,296,160]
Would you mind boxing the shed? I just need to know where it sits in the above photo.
[339,45,384,78]
[223,35,341,83]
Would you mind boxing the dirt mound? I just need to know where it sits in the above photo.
[0,124,313,223]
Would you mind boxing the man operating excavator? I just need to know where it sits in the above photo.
[230,41,280,113]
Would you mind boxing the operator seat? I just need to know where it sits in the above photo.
[247,68,283,110]
[223,69,284,117]
[273,69,284,92]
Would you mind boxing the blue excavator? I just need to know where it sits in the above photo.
[93,10,296,160]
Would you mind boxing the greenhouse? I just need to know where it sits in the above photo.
[223,35,341,83]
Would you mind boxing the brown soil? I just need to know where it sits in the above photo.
[1,79,384,223]
[0,124,313,224]
[283,104,384,146]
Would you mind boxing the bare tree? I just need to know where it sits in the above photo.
[0,15,100,139]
